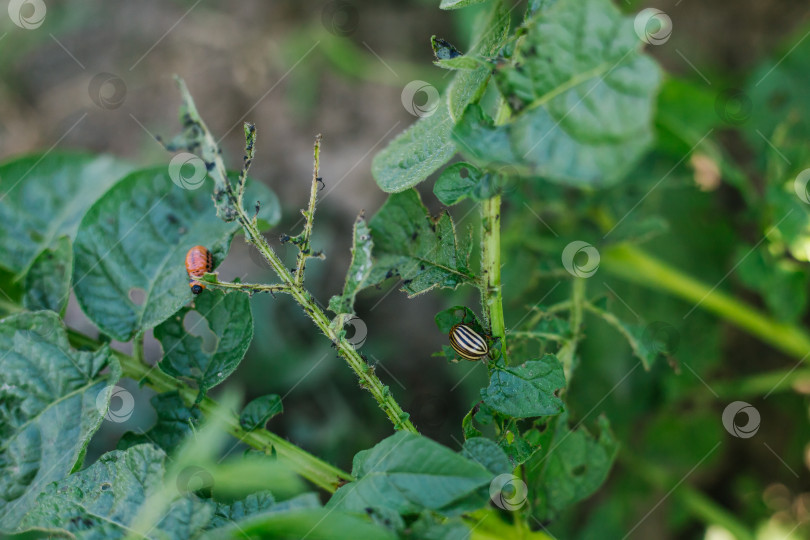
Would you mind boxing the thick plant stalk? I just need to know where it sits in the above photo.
[481,194,505,340]
[480,99,512,347]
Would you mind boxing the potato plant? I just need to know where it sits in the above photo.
[1,0,809,538]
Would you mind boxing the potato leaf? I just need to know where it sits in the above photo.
[0,152,131,276]
[155,289,254,401]
[0,311,119,531]
[366,190,474,296]
[326,432,494,517]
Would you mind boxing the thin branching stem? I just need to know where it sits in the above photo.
[294,134,322,286]
[169,79,417,433]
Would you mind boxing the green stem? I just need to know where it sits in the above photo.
[556,278,585,382]
[203,278,289,295]
[482,194,505,341]
[713,366,810,398]
[294,134,322,286]
[480,98,511,345]
[67,329,353,492]
[601,244,810,361]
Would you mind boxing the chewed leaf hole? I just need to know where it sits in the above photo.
[128,288,145,305]
[183,310,217,353]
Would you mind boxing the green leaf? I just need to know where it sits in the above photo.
[23,236,72,315]
[118,392,202,454]
[409,513,471,540]
[0,152,131,276]
[458,0,662,186]
[434,162,485,206]
[239,394,283,431]
[529,414,618,521]
[200,508,397,540]
[371,102,456,193]
[0,311,120,531]
[367,190,474,296]
[482,354,566,418]
[72,167,277,341]
[447,1,511,122]
[155,289,253,400]
[328,213,374,315]
[210,492,321,530]
[326,432,494,517]
[440,0,489,10]
[584,301,662,370]
[434,305,484,334]
[498,428,543,467]
[452,104,518,165]
[462,437,512,476]
[736,244,809,323]
[18,444,215,537]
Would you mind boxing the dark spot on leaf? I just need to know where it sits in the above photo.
[100,482,112,491]
[572,464,586,476]
[459,167,469,179]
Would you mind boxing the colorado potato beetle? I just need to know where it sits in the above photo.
[449,323,489,360]
[185,245,213,295]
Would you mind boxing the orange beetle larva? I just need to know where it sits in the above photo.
[185,245,213,295]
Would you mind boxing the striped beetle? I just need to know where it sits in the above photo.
[449,323,489,361]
